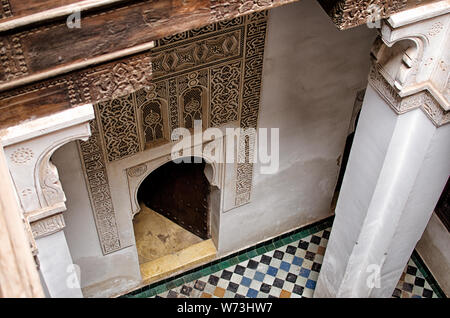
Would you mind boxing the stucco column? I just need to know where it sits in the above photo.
[1,104,94,298]
[315,2,450,298]
[35,230,83,298]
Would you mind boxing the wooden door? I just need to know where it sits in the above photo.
[138,157,210,239]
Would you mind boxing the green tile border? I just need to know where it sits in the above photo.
[411,250,446,298]
[122,215,334,298]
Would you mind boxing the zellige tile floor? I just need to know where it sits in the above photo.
[124,217,444,299]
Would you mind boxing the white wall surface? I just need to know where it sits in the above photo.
[52,141,141,298]
[217,0,377,254]
[35,231,83,298]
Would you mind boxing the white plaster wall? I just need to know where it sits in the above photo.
[52,141,141,298]
[35,231,83,298]
[416,213,450,296]
[217,0,377,254]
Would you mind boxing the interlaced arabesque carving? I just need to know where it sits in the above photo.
[79,12,267,254]
[210,61,241,126]
[93,11,267,165]
[78,119,121,254]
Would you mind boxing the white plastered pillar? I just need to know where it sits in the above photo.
[315,1,450,298]
[1,104,94,298]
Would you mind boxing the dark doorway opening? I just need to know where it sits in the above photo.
[331,110,361,210]
[137,157,211,240]
[435,177,450,232]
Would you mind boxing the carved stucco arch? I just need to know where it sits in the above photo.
[1,105,95,241]
[129,152,222,218]
[35,132,91,211]
[2,105,94,215]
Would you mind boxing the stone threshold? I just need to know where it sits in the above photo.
[140,239,217,286]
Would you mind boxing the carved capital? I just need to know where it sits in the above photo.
[318,0,439,30]
[30,213,66,239]
[369,2,449,126]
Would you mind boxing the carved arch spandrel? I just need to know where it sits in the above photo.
[35,132,91,210]
[126,146,223,218]
[2,105,95,241]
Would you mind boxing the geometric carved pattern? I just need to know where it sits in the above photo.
[168,79,179,132]
[155,16,245,48]
[127,163,148,178]
[235,162,254,206]
[151,29,243,79]
[86,57,153,102]
[0,1,12,20]
[210,0,282,21]
[147,12,268,205]
[10,147,34,164]
[136,83,168,145]
[142,100,165,142]
[78,119,121,255]
[241,18,266,129]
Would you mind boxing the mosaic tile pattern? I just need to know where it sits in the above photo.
[393,258,438,298]
[124,216,444,299]
[154,229,329,299]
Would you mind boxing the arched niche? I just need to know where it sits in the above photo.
[138,97,169,148]
[180,86,208,130]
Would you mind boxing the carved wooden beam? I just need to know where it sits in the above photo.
[317,0,440,30]
[0,1,124,29]
[0,0,296,128]
[0,0,296,90]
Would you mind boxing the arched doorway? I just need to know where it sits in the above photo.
[133,157,217,282]
[137,157,210,240]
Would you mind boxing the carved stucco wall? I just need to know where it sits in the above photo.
[77,12,268,255]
